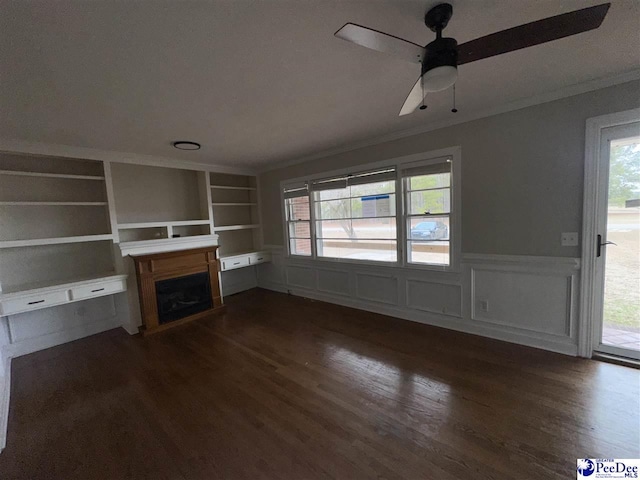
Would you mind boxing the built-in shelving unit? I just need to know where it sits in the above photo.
[0,153,120,308]
[0,150,268,320]
[110,163,214,248]
[210,173,262,258]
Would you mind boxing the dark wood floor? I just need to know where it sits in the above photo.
[0,288,638,479]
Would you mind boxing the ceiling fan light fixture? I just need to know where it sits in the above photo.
[172,141,201,151]
[422,65,457,92]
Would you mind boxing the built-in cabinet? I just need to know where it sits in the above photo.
[0,152,267,319]
[209,172,268,270]
[0,153,125,315]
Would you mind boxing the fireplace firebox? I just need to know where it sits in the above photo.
[156,272,212,324]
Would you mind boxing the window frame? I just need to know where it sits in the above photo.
[283,182,313,257]
[280,146,461,271]
[400,156,458,271]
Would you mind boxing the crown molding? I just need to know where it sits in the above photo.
[258,69,640,174]
[0,139,257,176]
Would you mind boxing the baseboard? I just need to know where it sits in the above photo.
[0,355,11,453]
[258,283,578,356]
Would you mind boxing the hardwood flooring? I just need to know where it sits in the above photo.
[0,288,638,479]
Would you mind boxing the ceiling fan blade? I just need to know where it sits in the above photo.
[399,76,424,116]
[457,3,611,65]
[335,23,425,63]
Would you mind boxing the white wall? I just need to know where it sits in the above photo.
[256,82,640,355]
[260,81,640,258]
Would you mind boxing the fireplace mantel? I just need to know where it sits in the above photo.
[131,246,225,335]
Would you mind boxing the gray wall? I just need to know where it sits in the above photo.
[259,80,640,258]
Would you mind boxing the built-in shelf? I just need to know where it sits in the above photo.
[211,203,257,206]
[210,185,257,191]
[213,224,261,232]
[219,249,263,259]
[0,169,105,181]
[117,220,210,230]
[0,201,108,206]
[117,234,219,257]
[0,234,114,249]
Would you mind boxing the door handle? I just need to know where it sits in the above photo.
[596,234,617,257]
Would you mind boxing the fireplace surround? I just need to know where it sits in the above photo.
[131,246,224,335]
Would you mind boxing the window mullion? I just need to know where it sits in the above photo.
[309,191,318,259]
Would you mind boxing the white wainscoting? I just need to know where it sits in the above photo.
[1,292,126,359]
[257,247,580,356]
[221,266,258,297]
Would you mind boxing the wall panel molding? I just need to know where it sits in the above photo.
[258,247,579,356]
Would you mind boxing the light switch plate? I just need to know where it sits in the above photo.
[561,232,579,247]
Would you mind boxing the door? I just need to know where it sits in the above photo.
[593,122,640,359]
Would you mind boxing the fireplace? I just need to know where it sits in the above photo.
[132,246,225,335]
[156,272,212,324]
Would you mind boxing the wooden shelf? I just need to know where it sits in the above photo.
[0,170,105,181]
[211,203,257,206]
[213,224,260,232]
[0,201,107,206]
[210,185,257,191]
[0,234,114,249]
[117,220,210,230]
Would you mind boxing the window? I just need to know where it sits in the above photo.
[312,168,397,262]
[281,148,459,269]
[402,157,452,266]
[284,182,311,256]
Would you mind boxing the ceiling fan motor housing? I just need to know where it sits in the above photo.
[422,37,458,76]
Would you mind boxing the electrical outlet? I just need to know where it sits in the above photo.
[479,299,489,312]
[561,232,579,247]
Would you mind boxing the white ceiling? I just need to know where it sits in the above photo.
[1,1,638,169]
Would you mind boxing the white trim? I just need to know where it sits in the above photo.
[4,315,121,359]
[210,185,257,191]
[0,356,10,453]
[579,108,640,358]
[279,146,462,272]
[259,69,640,173]
[266,282,577,356]
[463,253,580,268]
[0,201,107,206]
[117,220,210,229]
[0,139,256,176]
[212,224,260,232]
[0,169,104,180]
[258,249,580,356]
[0,234,114,249]
[116,234,219,257]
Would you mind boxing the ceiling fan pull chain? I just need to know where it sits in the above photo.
[451,84,458,113]
[420,74,427,110]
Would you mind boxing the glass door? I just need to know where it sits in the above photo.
[595,124,640,359]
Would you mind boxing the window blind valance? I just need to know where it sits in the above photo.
[311,168,396,192]
[283,182,308,199]
[401,158,451,177]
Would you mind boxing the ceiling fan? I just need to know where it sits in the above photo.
[335,3,611,116]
